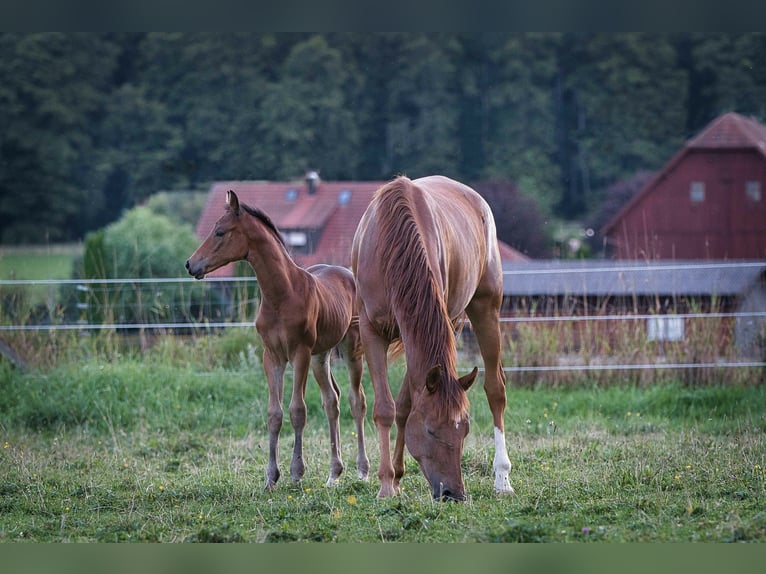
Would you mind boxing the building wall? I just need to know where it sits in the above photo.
[610,149,766,259]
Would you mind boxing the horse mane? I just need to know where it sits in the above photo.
[240,202,289,250]
[374,176,468,419]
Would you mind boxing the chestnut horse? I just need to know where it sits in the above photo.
[186,190,369,489]
[351,175,514,501]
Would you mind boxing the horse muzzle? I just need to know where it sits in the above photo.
[185,259,206,280]
[433,482,466,502]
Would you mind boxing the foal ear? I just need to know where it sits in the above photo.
[459,367,478,391]
[425,365,442,394]
[226,190,240,215]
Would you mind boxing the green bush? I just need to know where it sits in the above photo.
[71,206,212,325]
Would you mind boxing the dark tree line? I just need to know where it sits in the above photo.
[1,33,765,246]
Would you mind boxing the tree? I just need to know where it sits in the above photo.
[481,34,562,214]
[136,33,279,184]
[76,206,204,325]
[253,35,361,180]
[92,84,183,226]
[556,34,688,218]
[472,180,551,258]
[0,33,120,242]
[688,33,766,122]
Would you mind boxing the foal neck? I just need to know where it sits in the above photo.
[241,214,305,302]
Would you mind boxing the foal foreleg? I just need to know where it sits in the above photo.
[263,350,286,490]
[288,347,311,483]
[310,352,344,486]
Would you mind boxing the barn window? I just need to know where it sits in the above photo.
[746,181,762,202]
[689,181,705,203]
[647,316,684,341]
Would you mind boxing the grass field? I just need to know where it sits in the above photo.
[0,244,82,309]
[0,244,81,281]
[1,333,764,543]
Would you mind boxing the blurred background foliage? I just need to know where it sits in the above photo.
[1,33,765,255]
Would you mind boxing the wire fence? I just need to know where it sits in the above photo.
[1,266,765,379]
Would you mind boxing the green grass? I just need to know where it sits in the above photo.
[0,244,81,308]
[1,335,764,542]
[0,244,81,281]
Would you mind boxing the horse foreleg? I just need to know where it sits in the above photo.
[288,347,311,483]
[360,315,397,498]
[342,327,370,480]
[263,349,286,490]
[310,352,344,486]
[466,300,514,495]
[392,374,412,491]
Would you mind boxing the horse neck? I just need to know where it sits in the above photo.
[242,219,304,303]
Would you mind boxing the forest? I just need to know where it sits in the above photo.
[1,33,765,250]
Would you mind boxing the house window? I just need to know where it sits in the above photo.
[283,231,307,247]
[647,316,684,341]
[338,189,352,205]
[746,181,762,202]
[689,181,705,203]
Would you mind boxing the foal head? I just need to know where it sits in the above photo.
[185,190,253,279]
[404,365,478,501]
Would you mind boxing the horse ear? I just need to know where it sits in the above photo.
[226,190,240,215]
[425,365,441,394]
[459,367,478,391]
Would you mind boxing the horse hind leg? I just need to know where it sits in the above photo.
[342,325,370,480]
[310,352,345,486]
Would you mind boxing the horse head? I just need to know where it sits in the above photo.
[186,190,249,279]
[404,365,478,501]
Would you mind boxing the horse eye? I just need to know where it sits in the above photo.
[215,228,225,237]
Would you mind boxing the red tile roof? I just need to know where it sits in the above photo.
[195,179,528,276]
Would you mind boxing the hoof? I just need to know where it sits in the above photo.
[494,472,515,494]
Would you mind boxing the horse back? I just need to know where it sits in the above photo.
[411,176,503,315]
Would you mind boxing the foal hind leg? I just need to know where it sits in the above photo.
[342,326,370,480]
[466,297,514,494]
[310,351,344,486]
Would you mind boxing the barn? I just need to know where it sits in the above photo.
[603,112,766,260]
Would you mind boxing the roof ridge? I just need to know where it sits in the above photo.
[687,111,766,150]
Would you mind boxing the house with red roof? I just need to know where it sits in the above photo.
[194,174,528,276]
[603,112,766,260]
